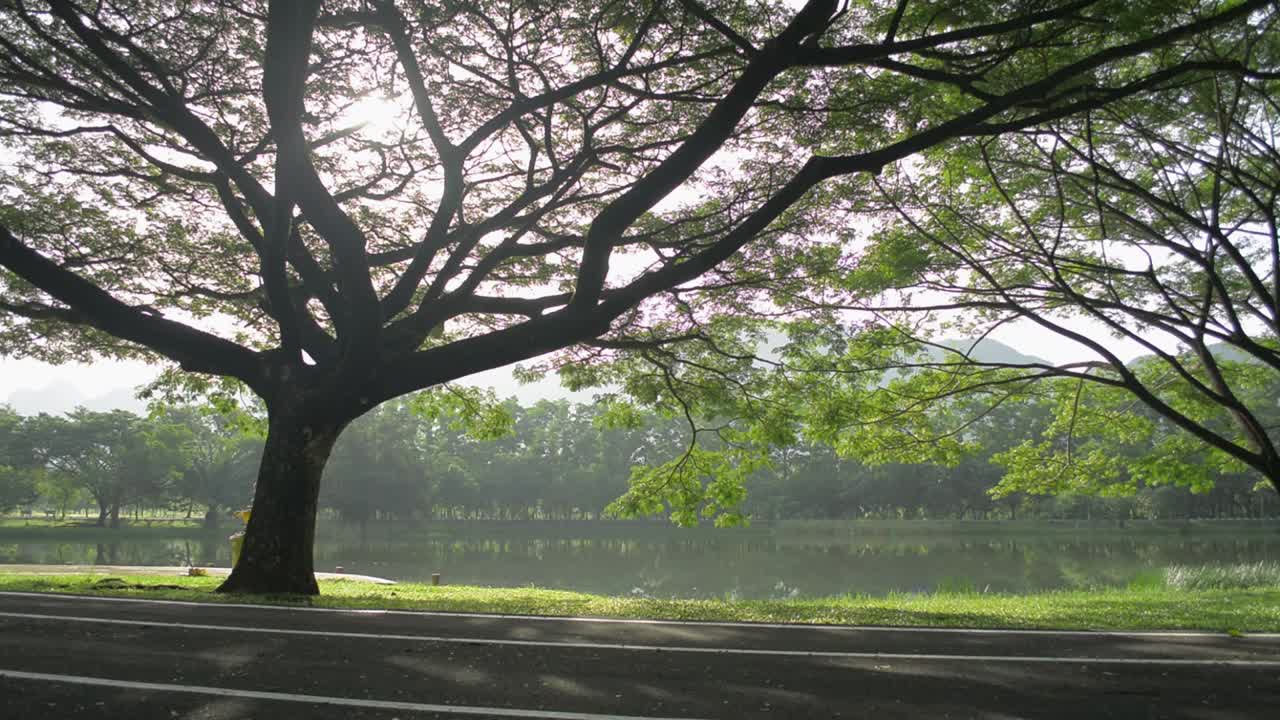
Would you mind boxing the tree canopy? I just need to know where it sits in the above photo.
[0,0,1272,593]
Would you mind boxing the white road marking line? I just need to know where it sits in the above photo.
[2,590,1276,639]
[0,668,708,720]
[3,611,1278,667]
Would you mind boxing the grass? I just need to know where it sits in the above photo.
[0,517,221,540]
[0,515,208,528]
[1164,561,1280,590]
[2,571,1278,633]
[777,518,1280,536]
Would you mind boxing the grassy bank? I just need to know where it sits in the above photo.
[2,571,1278,633]
[0,521,219,542]
[6,516,1278,540]
[1,515,209,527]
[777,518,1280,537]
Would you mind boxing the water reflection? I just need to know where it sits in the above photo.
[3,528,1276,599]
[0,537,226,569]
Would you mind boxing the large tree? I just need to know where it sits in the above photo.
[0,0,1268,593]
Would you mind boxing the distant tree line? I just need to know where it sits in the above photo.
[0,403,259,527]
[2,395,1275,528]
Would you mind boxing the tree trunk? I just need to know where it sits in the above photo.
[203,507,220,530]
[109,504,121,528]
[216,407,343,595]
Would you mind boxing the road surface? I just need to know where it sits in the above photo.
[0,591,1276,719]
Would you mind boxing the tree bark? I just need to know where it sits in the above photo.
[216,404,344,595]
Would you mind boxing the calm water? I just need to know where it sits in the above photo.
[3,524,1276,599]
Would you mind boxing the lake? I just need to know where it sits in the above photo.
[2,522,1276,599]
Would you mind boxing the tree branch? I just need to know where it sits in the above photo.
[0,224,265,391]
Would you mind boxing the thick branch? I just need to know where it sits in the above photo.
[263,0,381,368]
[571,0,840,309]
[0,224,265,390]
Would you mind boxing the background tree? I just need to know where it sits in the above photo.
[0,405,39,513]
[0,464,31,516]
[5,395,1276,524]
[35,469,83,520]
[27,409,186,526]
[161,405,263,528]
[1,0,1268,592]
[322,399,434,533]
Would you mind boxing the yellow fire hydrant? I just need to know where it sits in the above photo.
[229,510,251,568]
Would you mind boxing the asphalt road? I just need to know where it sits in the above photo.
[0,591,1277,719]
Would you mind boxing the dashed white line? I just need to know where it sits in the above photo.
[0,668,708,720]
[3,611,1278,667]
[2,590,1276,638]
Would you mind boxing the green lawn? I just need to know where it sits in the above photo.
[2,572,1277,633]
[0,516,209,529]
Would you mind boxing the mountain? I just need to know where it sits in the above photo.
[1124,341,1268,369]
[81,386,149,413]
[2,337,1053,416]
[5,382,87,416]
[5,381,147,416]
[935,338,1050,366]
[464,364,584,403]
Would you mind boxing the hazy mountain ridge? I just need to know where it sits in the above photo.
[935,338,1265,370]
[0,338,1091,416]
[5,382,147,416]
[3,370,576,417]
[934,338,1050,366]
[1123,341,1266,369]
